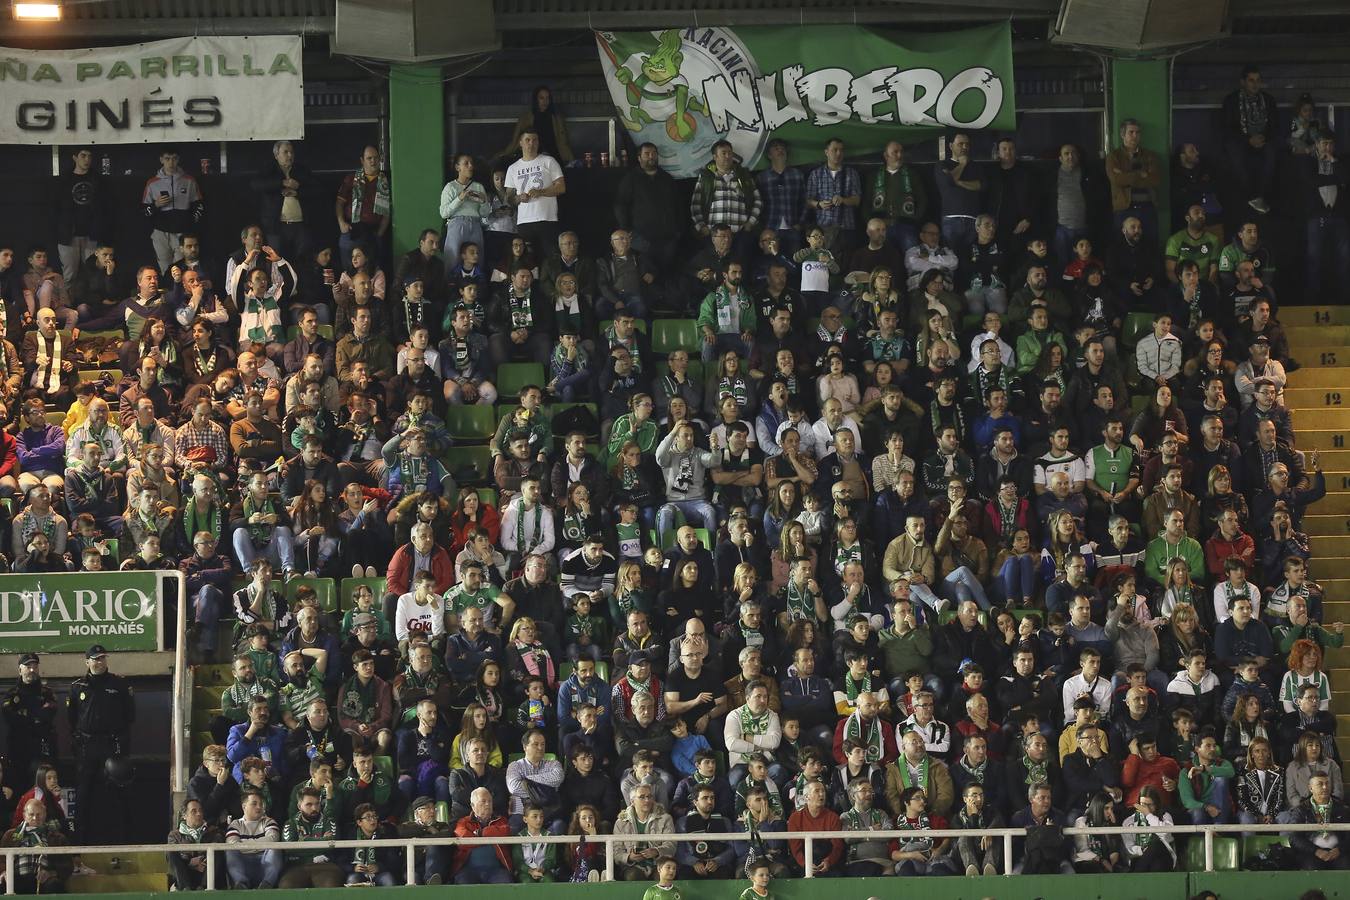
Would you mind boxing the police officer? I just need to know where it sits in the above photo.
[1,653,58,785]
[66,645,135,842]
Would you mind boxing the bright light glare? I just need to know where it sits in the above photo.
[14,2,62,19]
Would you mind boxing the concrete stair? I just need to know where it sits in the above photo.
[1287,312,1350,778]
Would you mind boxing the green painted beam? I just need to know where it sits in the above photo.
[1108,58,1172,231]
[388,64,446,258]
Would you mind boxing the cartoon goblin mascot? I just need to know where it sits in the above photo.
[613,29,708,141]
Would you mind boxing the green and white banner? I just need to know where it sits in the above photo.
[0,571,162,653]
[596,22,1015,177]
[0,35,304,145]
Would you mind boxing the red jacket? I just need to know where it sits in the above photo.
[1121,752,1181,807]
[1204,531,1256,581]
[449,505,501,555]
[788,806,844,871]
[832,714,898,766]
[451,814,512,875]
[0,431,17,478]
[386,543,455,597]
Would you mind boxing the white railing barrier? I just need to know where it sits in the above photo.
[5,822,1345,891]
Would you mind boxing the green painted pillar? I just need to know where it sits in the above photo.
[1109,58,1172,231]
[388,64,445,257]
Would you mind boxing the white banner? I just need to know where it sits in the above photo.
[0,35,304,145]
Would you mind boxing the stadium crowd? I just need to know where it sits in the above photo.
[0,69,1345,890]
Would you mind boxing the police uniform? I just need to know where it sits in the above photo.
[1,653,58,782]
[66,645,135,841]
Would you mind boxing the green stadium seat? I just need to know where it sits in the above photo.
[285,324,334,341]
[1241,834,1288,862]
[443,405,497,442]
[1184,835,1239,871]
[442,446,493,485]
[375,755,394,781]
[340,577,387,611]
[435,801,450,824]
[285,577,337,614]
[45,410,64,426]
[495,363,545,398]
[1121,311,1154,349]
[651,359,705,383]
[938,610,988,627]
[652,319,700,354]
[475,488,498,508]
[550,402,599,438]
[693,528,712,551]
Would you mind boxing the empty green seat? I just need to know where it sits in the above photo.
[441,446,493,485]
[1241,834,1288,863]
[443,405,497,442]
[1184,835,1239,871]
[495,363,545,398]
[1121,311,1155,349]
[651,319,700,355]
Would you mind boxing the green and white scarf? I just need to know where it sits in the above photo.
[739,706,770,737]
[350,170,391,218]
[843,711,883,763]
[896,755,930,792]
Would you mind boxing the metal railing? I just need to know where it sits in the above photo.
[4,822,1344,890]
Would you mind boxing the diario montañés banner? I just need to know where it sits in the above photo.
[597,22,1015,177]
[0,571,162,653]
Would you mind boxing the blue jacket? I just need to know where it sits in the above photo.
[226,721,288,783]
[15,425,64,473]
[557,672,612,731]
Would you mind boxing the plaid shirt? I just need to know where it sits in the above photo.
[691,167,762,232]
[175,419,230,467]
[757,166,807,231]
[806,164,862,229]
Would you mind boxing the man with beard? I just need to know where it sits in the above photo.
[226,695,287,786]
[696,262,755,365]
[1,654,58,782]
[213,654,280,746]
[392,642,452,727]
[395,698,452,806]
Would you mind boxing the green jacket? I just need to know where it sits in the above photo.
[1143,535,1205,586]
[696,285,756,337]
[510,829,560,881]
[282,811,337,863]
[877,624,933,681]
[1013,328,1069,375]
[1274,620,1346,655]
[1178,758,1235,810]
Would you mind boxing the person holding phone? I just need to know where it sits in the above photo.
[141,148,205,273]
[439,154,491,269]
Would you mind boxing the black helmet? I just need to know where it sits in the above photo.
[103,756,136,788]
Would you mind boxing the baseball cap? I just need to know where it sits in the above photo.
[18,653,38,666]
[352,612,378,629]
[86,645,107,659]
